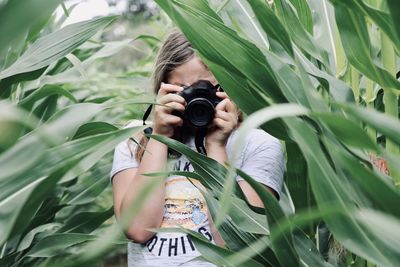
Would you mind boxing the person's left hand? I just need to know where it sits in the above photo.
[205,92,238,148]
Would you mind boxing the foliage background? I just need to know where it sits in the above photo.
[0,0,399,267]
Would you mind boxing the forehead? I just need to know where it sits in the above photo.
[168,56,215,86]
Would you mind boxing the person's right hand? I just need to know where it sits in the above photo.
[152,83,186,137]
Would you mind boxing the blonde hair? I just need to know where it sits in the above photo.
[133,30,243,161]
[134,30,195,161]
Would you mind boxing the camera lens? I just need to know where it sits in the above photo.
[186,98,214,127]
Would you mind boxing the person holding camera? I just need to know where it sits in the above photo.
[110,30,284,266]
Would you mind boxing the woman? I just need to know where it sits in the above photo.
[111,30,284,266]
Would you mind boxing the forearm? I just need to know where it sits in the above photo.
[121,138,168,242]
[206,143,228,165]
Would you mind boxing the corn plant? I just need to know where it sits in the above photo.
[148,0,400,266]
[1,0,399,267]
[0,1,163,266]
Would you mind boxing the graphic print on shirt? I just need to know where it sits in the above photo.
[161,176,208,229]
[142,159,214,260]
[153,158,208,230]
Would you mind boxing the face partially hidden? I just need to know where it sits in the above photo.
[167,56,218,87]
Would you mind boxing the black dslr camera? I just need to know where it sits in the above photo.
[174,80,222,128]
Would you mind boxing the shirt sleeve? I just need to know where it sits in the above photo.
[110,139,139,182]
[235,129,285,198]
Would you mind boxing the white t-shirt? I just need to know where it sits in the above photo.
[110,128,284,267]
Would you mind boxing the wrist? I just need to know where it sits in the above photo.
[152,127,173,138]
[146,138,169,154]
[205,141,228,165]
[205,141,226,152]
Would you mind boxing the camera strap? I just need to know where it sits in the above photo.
[195,127,207,155]
[142,104,153,135]
[142,104,207,155]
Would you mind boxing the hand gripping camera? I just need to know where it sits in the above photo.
[174,80,222,128]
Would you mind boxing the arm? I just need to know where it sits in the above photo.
[112,138,168,243]
[205,92,275,207]
[112,84,185,243]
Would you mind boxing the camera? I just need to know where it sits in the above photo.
[174,80,222,128]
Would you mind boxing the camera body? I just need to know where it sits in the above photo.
[175,80,222,128]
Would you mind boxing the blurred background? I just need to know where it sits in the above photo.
[1,1,168,266]
[57,1,162,266]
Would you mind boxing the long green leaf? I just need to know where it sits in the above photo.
[0,16,117,80]
[0,103,103,182]
[237,169,301,267]
[18,85,77,110]
[247,0,293,57]
[155,0,287,105]
[273,0,330,67]
[0,127,139,246]
[156,227,266,267]
[332,2,400,89]
[331,0,400,55]
[0,0,63,61]
[308,0,338,72]
[27,233,98,257]
[338,103,400,145]
[286,117,400,267]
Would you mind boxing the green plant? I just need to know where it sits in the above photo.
[148,0,400,266]
[1,0,399,266]
[0,1,163,266]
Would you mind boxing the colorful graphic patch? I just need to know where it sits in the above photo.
[161,177,208,229]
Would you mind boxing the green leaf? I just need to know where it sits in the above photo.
[57,208,114,233]
[237,169,301,267]
[0,103,103,182]
[247,0,293,57]
[0,168,68,247]
[0,101,38,151]
[313,112,378,151]
[156,227,265,267]
[17,223,62,252]
[331,0,400,55]
[40,178,162,267]
[387,0,400,51]
[134,34,161,48]
[324,139,400,218]
[0,0,63,60]
[215,0,270,50]
[27,233,97,257]
[155,0,287,104]
[273,0,330,67]
[286,117,400,267]
[203,190,274,265]
[72,122,118,139]
[0,127,141,245]
[338,103,400,145]
[287,0,314,33]
[295,51,354,103]
[307,0,338,72]
[293,231,334,267]
[353,208,400,255]
[62,171,110,205]
[285,142,314,215]
[18,85,77,110]
[0,16,117,80]
[332,3,400,89]
[263,51,310,107]
[30,38,133,89]
[193,235,266,267]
